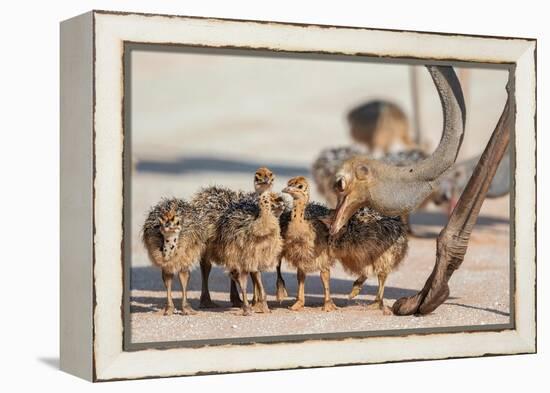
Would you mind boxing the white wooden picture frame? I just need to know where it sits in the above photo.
[60,10,536,381]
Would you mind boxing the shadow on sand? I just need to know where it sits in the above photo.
[131,265,416,299]
[409,210,509,238]
[130,265,424,313]
[445,302,510,317]
[136,155,310,177]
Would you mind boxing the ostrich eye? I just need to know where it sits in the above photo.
[334,177,346,192]
[298,184,304,189]
[355,165,369,180]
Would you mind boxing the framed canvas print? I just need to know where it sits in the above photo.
[60,10,536,382]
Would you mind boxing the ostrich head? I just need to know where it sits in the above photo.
[282,176,310,203]
[254,167,275,194]
[330,66,466,236]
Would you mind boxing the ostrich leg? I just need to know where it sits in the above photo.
[393,74,514,315]
[275,257,288,302]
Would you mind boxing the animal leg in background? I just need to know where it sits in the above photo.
[199,257,242,308]
[250,272,270,313]
[349,274,368,299]
[199,258,218,308]
[393,74,513,315]
[275,258,288,302]
[231,271,252,316]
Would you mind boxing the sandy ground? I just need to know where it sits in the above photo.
[129,196,510,344]
[128,49,510,345]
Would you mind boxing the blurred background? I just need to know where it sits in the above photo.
[129,46,509,267]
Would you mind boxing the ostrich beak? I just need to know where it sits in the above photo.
[330,193,360,236]
[281,186,294,194]
[256,178,270,185]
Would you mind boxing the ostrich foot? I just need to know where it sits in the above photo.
[419,283,450,314]
[276,280,288,302]
[163,306,175,316]
[322,300,338,312]
[392,292,424,315]
[365,300,391,315]
[181,304,197,316]
[242,305,253,316]
[392,283,450,315]
[289,300,305,311]
[252,301,271,314]
[348,285,362,299]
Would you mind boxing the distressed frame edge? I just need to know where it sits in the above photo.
[89,11,537,381]
[59,11,95,381]
[90,8,537,42]
[512,41,537,354]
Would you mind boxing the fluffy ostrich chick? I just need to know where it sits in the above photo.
[320,206,408,315]
[211,191,284,315]
[280,177,337,312]
[141,198,203,316]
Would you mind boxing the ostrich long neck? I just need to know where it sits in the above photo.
[258,193,274,223]
[412,66,466,181]
[291,197,307,224]
[255,183,272,196]
[254,193,278,237]
[374,66,466,183]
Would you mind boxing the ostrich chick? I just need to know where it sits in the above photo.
[142,198,203,316]
[320,207,408,315]
[254,167,289,302]
[194,167,279,308]
[281,177,336,312]
[191,186,245,308]
[212,191,284,315]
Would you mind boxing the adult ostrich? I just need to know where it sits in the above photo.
[330,65,513,315]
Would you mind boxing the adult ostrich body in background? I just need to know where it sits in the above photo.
[328,65,512,315]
